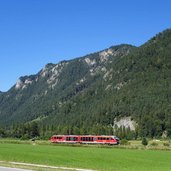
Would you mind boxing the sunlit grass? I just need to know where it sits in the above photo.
[0,142,171,171]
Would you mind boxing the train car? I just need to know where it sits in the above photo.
[50,135,119,145]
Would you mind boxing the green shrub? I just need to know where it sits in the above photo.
[150,142,158,146]
[142,137,148,146]
[163,142,170,147]
[120,139,130,145]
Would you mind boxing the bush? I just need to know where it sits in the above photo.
[142,137,148,146]
[150,142,158,146]
[120,139,130,145]
[20,134,30,140]
[163,142,170,147]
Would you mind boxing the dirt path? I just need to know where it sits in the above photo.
[0,161,96,171]
[0,166,33,171]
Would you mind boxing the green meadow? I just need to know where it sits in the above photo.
[0,142,171,171]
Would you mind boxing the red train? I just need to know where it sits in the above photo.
[50,135,119,145]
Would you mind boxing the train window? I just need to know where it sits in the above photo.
[65,136,79,141]
[66,137,72,141]
[89,137,93,141]
[81,137,85,141]
[73,137,78,141]
[57,137,62,139]
[98,137,105,140]
[80,137,93,141]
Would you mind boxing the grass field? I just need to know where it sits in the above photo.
[0,141,171,171]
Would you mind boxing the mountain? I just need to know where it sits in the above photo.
[0,29,171,138]
[0,44,134,125]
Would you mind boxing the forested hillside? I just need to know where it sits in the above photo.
[0,29,171,139]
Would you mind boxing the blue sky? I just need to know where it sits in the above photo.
[0,0,171,91]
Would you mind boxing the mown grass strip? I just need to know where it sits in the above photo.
[0,143,171,171]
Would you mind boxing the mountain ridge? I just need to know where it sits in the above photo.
[0,29,171,139]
